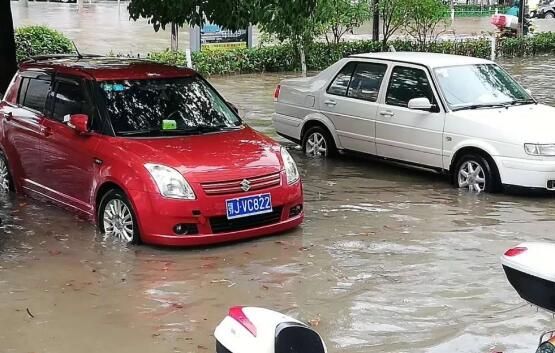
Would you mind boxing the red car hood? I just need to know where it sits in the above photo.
[108,126,283,183]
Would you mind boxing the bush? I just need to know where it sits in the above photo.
[15,26,74,62]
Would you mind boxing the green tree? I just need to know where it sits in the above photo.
[0,0,17,95]
[256,0,322,76]
[404,0,447,48]
[320,0,370,44]
[379,0,409,50]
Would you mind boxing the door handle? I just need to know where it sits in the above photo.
[4,112,12,121]
[40,126,52,137]
[379,111,395,117]
[324,100,337,106]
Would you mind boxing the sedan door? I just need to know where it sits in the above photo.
[2,73,52,191]
[37,76,100,215]
[319,61,388,155]
[375,64,446,169]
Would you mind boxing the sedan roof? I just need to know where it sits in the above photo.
[350,52,493,68]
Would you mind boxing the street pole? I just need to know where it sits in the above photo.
[21,0,28,7]
[372,0,379,42]
[77,0,84,12]
[171,23,179,52]
[518,0,525,37]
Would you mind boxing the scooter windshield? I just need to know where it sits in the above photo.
[275,323,326,353]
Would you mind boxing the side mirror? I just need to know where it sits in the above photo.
[228,102,239,114]
[67,114,89,134]
[408,97,433,111]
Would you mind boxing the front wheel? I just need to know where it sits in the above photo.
[302,126,336,158]
[454,154,499,194]
[98,189,140,244]
[0,151,14,194]
[545,12,555,19]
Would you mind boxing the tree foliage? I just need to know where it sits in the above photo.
[404,0,447,48]
[320,0,370,44]
[379,0,409,49]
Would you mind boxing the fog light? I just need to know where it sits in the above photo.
[173,224,199,235]
[289,204,303,218]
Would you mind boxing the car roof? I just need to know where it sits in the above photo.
[19,56,196,81]
[349,52,493,68]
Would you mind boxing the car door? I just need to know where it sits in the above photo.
[2,72,52,192]
[375,64,445,168]
[37,75,100,215]
[319,61,388,155]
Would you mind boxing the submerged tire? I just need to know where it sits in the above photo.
[98,189,140,244]
[302,126,336,158]
[454,154,500,194]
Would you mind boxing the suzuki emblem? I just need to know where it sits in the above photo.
[240,179,251,192]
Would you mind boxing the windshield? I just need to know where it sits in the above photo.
[434,64,533,111]
[98,77,242,137]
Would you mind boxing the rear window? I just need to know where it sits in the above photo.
[21,77,51,113]
[327,62,356,96]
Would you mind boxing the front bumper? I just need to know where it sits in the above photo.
[495,156,555,190]
[127,180,304,246]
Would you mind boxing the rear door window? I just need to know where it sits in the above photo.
[327,62,356,97]
[347,63,387,102]
[22,76,51,113]
[386,66,435,108]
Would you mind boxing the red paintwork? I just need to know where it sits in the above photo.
[0,58,304,246]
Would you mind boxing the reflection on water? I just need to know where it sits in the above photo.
[2,56,555,353]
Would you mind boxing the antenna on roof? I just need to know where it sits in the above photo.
[72,41,83,59]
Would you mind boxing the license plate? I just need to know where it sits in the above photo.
[226,193,272,220]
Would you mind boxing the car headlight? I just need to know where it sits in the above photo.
[144,164,196,200]
[281,147,300,184]
[524,143,555,156]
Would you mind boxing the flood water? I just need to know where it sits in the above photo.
[2,56,555,353]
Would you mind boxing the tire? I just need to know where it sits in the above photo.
[301,126,337,158]
[545,12,555,19]
[0,151,14,194]
[98,189,140,244]
[454,154,500,194]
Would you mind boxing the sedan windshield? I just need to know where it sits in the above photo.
[434,64,534,111]
[98,77,242,137]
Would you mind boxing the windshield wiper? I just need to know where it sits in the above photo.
[507,98,537,106]
[452,103,509,112]
[118,128,161,136]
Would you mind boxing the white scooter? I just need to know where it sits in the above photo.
[213,243,555,353]
[214,306,327,353]
[502,242,555,352]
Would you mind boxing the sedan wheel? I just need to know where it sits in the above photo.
[302,126,336,158]
[546,12,555,19]
[306,132,327,157]
[457,160,486,193]
[0,155,11,194]
[99,190,140,244]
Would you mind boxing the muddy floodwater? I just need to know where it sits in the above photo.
[2,56,555,353]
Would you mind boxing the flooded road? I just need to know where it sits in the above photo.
[2,56,555,353]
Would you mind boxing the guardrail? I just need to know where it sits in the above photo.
[443,7,510,18]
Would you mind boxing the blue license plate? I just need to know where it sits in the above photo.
[226,193,273,220]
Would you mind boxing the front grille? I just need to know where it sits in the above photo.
[201,172,281,196]
[209,207,283,234]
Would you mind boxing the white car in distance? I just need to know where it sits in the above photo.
[273,52,555,193]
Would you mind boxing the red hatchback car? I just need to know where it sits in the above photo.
[0,56,304,246]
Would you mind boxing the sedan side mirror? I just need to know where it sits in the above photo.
[67,114,89,134]
[228,102,239,114]
[408,97,433,111]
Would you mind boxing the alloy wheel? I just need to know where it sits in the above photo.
[103,199,134,243]
[0,158,10,194]
[305,132,328,157]
[457,160,486,193]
